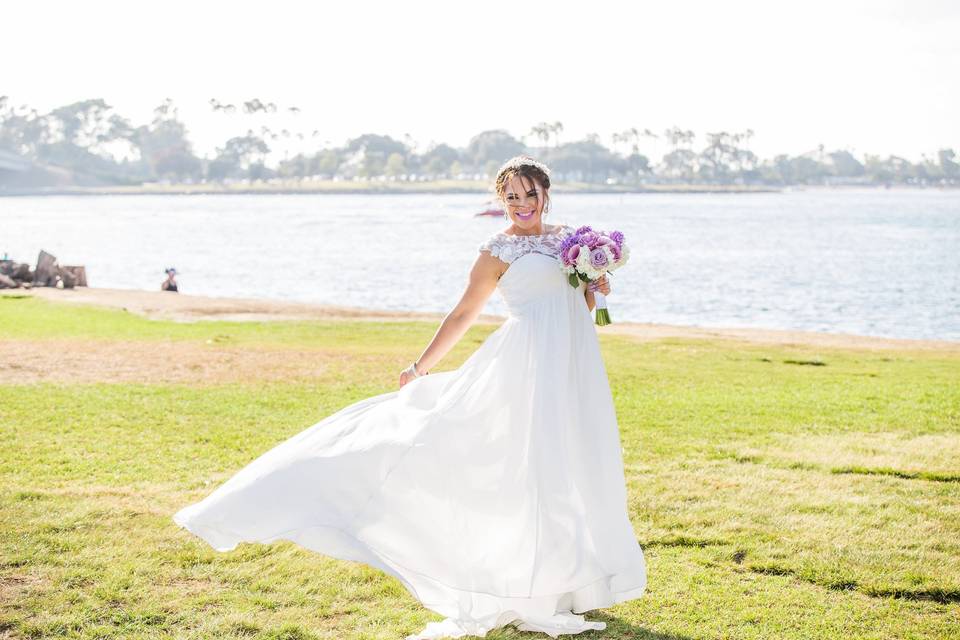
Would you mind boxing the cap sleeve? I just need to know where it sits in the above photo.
[478,235,501,257]
[478,234,515,263]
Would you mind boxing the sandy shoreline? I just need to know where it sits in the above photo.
[3,286,957,353]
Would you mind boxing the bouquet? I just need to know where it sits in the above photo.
[558,225,630,325]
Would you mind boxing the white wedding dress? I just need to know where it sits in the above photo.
[172,222,647,638]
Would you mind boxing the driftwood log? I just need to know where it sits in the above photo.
[0,251,87,289]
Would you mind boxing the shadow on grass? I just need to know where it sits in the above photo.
[830,465,960,483]
[577,611,695,640]
[723,452,960,483]
[642,535,727,549]
[749,564,960,604]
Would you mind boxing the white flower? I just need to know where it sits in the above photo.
[575,248,591,271]
[576,250,601,280]
[611,243,630,270]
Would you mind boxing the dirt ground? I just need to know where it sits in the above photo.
[1,287,956,385]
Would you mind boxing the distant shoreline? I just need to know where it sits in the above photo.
[3,182,956,198]
[4,286,957,352]
[0,180,783,197]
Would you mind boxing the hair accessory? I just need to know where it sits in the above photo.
[496,155,551,178]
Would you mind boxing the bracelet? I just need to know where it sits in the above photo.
[404,361,425,378]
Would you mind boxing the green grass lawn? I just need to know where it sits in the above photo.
[1,296,958,639]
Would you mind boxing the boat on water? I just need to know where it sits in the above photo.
[474,200,505,217]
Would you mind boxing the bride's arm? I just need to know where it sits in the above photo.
[402,253,502,382]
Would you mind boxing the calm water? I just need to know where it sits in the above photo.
[1,189,958,341]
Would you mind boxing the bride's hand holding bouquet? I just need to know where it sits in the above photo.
[588,274,611,296]
[558,226,629,325]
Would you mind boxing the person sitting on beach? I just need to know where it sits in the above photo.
[161,267,179,292]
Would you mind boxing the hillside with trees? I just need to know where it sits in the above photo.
[1,97,957,192]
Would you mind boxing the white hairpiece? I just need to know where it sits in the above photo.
[497,155,551,177]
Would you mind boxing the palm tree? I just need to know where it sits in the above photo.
[610,131,627,157]
[549,121,564,148]
[528,122,551,149]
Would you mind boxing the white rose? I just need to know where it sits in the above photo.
[575,248,592,272]
[577,247,596,279]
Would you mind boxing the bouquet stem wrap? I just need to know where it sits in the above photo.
[594,291,611,326]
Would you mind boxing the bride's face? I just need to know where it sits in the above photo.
[502,174,546,231]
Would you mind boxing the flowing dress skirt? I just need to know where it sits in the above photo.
[173,271,646,638]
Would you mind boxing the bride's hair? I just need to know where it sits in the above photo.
[495,156,552,217]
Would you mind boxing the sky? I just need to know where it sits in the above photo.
[2,0,958,163]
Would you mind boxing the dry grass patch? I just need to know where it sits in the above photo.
[0,338,387,386]
[722,432,960,481]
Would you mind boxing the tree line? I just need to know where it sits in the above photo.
[1,97,957,188]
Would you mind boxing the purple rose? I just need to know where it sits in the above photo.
[607,242,622,262]
[589,248,609,269]
[559,236,575,253]
[580,231,599,248]
[564,244,581,266]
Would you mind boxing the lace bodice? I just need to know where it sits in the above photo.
[477,224,573,264]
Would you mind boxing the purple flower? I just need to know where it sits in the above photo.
[575,225,593,235]
[564,244,582,266]
[589,248,609,269]
[580,231,599,248]
[609,230,625,246]
[607,242,622,262]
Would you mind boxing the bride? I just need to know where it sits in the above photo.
[173,156,647,639]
